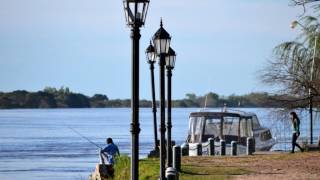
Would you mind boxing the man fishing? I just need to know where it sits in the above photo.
[92,137,120,179]
[100,137,120,165]
[68,127,120,179]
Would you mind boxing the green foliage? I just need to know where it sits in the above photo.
[0,87,89,108]
[0,88,282,109]
[64,93,90,108]
[173,92,278,108]
[260,3,320,108]
[90,94,109,108]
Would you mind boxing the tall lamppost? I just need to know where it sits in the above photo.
[123,0,149,179]
[152,20,171,180]
[165,47,176,167]
[146,42,159,152]
[291,20,317,144]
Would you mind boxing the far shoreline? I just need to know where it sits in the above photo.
[0,107,277,110]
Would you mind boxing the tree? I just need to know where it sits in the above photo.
[291,0,320,12]
[291,0,320,6]
[185,93,197,101]
[205,92,219,107]
[43,87,57,94]
[64,93,90,108]
[260,15,320,108]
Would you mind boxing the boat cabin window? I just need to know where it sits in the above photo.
[240,118,252,137]
[222,116,240,137]
[188,117,205,143]
[248,118,253,134]
[252,115,261,129]
[204,118,221,138]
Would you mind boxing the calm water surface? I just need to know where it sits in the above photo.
[0,108,319,180]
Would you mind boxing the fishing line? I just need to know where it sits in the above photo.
[67,126,102,149]
[64,125,111,165]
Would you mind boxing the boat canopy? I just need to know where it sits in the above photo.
[188,111,261,144]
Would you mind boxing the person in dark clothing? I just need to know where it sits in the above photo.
[290,112,304,153]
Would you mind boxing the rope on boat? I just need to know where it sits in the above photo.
[202,142,210,148]
[188,144,199,150]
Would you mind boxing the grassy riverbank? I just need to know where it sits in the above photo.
[113,151,320,180]
[113,156,251,179]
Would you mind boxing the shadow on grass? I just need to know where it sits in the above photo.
[180,170,210,175]
[181,165,252,176]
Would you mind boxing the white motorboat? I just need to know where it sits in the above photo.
[186,109,276,154]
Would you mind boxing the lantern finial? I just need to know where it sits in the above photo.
[160,18,163,27]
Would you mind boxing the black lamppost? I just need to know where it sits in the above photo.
[165,47,176,167]
[152,20,171,180]
[146,42,159,152]
[309,89,314,144]
[123,1,149,179]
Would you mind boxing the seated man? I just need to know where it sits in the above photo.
[100,137,120,165]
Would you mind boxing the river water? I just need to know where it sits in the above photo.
[0,108,319,180]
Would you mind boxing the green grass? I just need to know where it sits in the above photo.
[112,156,250,180]
[113,156,159,179]
[113,156,130,179]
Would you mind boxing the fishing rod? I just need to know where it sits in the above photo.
[67,126,102,149]
[66,126,111,166]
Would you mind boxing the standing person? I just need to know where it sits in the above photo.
[100,137,120,165]
[290,112,304,153]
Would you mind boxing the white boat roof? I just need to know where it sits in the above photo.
[190,109,256,119]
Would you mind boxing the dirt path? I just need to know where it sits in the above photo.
[182,151,320,180]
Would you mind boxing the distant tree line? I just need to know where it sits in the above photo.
[0,87,289,109]
[172,92,284,108]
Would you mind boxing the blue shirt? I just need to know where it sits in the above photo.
[101,143,119,165]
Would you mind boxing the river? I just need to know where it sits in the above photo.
[0,108,319,180]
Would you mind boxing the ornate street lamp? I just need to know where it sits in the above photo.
[123,0,149,27]
[123,0,149,179]
[152,19,171,180]
[166,47,176,68]
[145,42,159,153]
[165,47,176,167]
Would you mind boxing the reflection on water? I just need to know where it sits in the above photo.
[0,108,319,180]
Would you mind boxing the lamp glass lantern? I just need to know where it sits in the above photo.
[291,20,299,29]
[152,21,171,54]
[165,47,176,68]
[123,0,150,26]
[145,42,156,63]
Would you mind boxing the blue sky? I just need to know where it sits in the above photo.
[0,0,302,99]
